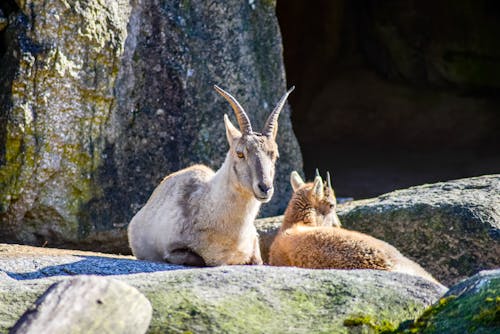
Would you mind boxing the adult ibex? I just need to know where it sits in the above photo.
[269,171,440,284]
[128,85,294,266]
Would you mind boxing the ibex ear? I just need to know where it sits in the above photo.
[313,176,324,200]
[290,171,305,192]
[224,114,242,145]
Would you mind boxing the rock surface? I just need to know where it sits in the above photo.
[0,243,446,333]
[0,0,302,252]
[255,175,500,286]
[10,276,152,334]
[399,270,500,333]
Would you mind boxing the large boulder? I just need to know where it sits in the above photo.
[256,175,500,286]
[0,0,302,252]
[399,269,500,333]
[0,243,445,333]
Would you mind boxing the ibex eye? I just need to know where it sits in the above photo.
[236,151,245,159]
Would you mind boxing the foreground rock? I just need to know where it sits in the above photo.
[10,276,151,334]
[256,175,500,286]
[0,244,445,333]
[0,0,302,253]
[399,270,500,333]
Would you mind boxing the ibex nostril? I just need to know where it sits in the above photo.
[258,183,272,194]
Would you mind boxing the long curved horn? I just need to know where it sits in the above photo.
[326,171,336,198]
[263,86,295,138]
[214,85,252,134]
[315,168,320,179]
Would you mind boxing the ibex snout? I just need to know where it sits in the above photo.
[255,181,274,202]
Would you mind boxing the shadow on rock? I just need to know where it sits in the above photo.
[3,256,184,280]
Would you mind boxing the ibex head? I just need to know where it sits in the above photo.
[214,85,294,202]
[289,170,341,227]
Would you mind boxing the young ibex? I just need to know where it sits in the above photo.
[269,171,440,284]
[128,85,294,266]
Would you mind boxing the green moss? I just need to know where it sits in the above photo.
[472,296,500,327]
[260,0,277,9]
[399,296,457,333]
[344,314,398,333]
[0,121,36,215]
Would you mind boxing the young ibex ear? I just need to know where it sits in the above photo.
[313,176,324,200]
[290,171,305,192]
[262,86,295,140]
[224,114,242,145]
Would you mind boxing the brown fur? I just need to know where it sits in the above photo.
[269,173,441,284]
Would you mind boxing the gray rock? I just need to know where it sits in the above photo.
[0,0,302,252]
[10,276,152,334]
[256,175,500,286]
[0,243,445,333]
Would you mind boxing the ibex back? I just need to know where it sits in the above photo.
[269,171,441,285]
[128,85,294,266]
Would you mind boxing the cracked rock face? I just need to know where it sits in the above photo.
[0,0,302,252]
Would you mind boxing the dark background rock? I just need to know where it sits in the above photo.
[0,243,446,333]
[0,0,302,252]
[10,276,152,334]
[276,0,500,198]
[256,175,500,286]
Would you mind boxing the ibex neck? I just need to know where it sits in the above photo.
[210,153,261,229]
[281,193,308,231]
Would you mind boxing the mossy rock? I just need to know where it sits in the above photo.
[398,269,500,333]
[0,244,446,333]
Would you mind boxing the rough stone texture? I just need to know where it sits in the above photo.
[255,215,283,263]
[0,243,446,333]
[255,175,500,286]
[0,0,133,252]
[0,0,302,252]
[10,276,152,334]
[398,270,500,333]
